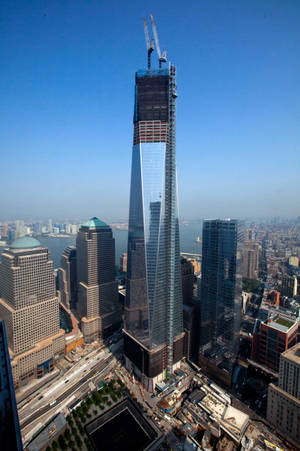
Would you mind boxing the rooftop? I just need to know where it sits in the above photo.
[10,236,41,250]
[222,405,249,431]
[282,343,300,365]
[268,316,296,332]
[81,217,108,229]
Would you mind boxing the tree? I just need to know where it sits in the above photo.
[76,436,82,448]
[68,440,75,449]
[64,428,71,440]
[84,438,91,448]
[51,440,58,450]
[74,433,80,444]
[243,278,261,293]
[58,434,67,450]
[93,409,97,415]
[46,447,51,451]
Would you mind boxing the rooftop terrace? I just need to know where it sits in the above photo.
[268,316,296,332]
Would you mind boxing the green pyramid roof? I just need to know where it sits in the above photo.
[82,217,108,229]
[10,236,41,249]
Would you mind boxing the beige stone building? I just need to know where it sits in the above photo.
[76,218,121,343]
[289,255,299,267]
[0,236,65,387]
[242,242,260,279]
[267,343,300,447]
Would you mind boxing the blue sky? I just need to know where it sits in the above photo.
[0,0,299,221]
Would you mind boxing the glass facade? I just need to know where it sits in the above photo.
[125,68,183,371]
[0,321,23,451]
[200,219,243,371]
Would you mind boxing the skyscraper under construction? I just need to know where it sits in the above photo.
[123,17,184,391]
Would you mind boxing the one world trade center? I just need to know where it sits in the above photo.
[123,17,184,391]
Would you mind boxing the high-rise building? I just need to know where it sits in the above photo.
[181,257,194,304]
[57,246,77,311]
[33,221,42,235]
[0,236,65,387]
[15,220,25,239]
[123,42,184,391]
[280,274,297,298]
[267,343,300,445]
[199,219,243,377]
[242,242,259,279]
[0,321,23,450]
[183,299,200,362]
[47,219,53,234]
[76,218,121,343]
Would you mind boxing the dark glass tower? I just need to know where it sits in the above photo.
[58,246,77,311]
[0,321,23,451]
[124,63,184,389]
[199,219,243,376]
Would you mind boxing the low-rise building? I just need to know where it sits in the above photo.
[251,314,298,372]
[184,384,249,444]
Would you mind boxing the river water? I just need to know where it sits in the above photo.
[39,222,203,268]
[0,222,203,269]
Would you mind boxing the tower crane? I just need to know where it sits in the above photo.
[143,17,154,70]
[150,14,167,68]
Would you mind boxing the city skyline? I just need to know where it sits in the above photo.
[1,0,299,220]
[0,6,300,449]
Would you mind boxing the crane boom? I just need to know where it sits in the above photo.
[143,17,154,70]
[143,17,150,50]
[150,14,161,58]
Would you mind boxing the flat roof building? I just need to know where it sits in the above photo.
[252,314,298,372]
[0,237,65,387]
[76,218,122,343]
[267,343,300,447]
[199,219,243,378]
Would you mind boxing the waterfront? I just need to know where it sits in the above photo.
[0,222,203,269]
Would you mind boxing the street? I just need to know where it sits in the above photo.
[19,339,123,445]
